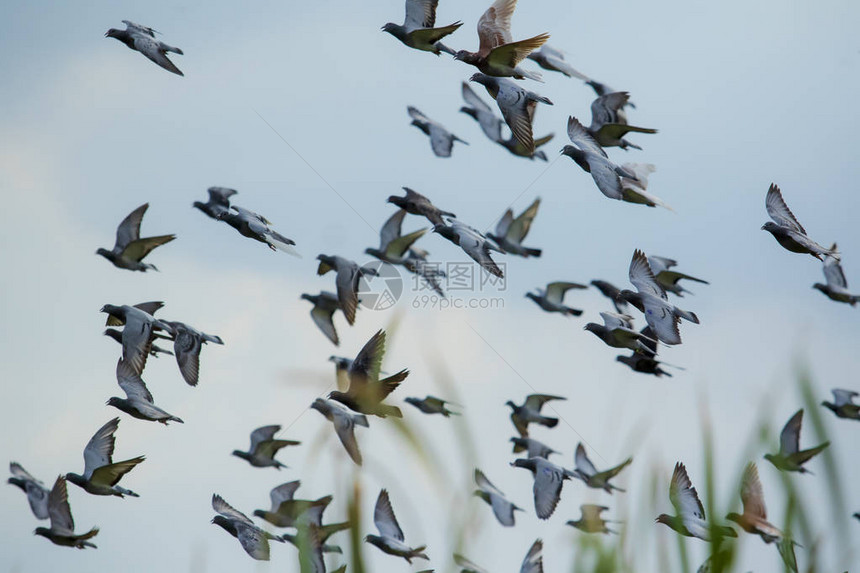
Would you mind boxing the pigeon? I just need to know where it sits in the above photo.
[252,481,333,528]
[382,0,462,54]
[647,256,709,297]
[499,132,554,161]
[519,539,544,573]
[584,312,656,354]
[232,425,300,469]
[459,81,505,143]
[656,462,737,541]
[561,117,642,201]
[566,504,618,534]
[211,494,283,561]
[433,218,506,278]
[764,409,829,473]
[193,187,237,219]
[618,250,700,345]
[726,463,799,572]
[526,281,588,315]
[219,205,299,255]
[813,246,859,304]
[506,394,565,437]
[8,462,50,519]
[590,280,629,313]
[470,73,553,154]
[96,203,175,272]
[822,388,860,420]
[487,198,542,257]
[34,477,98,549]
[455,553,489,573]
[526,45,588,80]
[328,330,408,418]
[365,209,429,266]
[65,418,144,497]
[587,92,657,150]
[310,398,369,465]
[163,320,223,386]
[100,302,174,375]
[408,106,468,157]
[510,437,558,459]
[617,164,674,210]
[473,468,523,526]
[570,443,632,493]
[402,247,447,297]
[762,183,838,261]
[586,80,635,109]
[365,489,429,563]
[404,395,460,416]
[388,187,457,227]
[510,457,571,519]
[107,358,184,424]
[616,326,681,378]
[453,0,549,81]
[301,291,343,346]
[280,501,350,550]
[104,328,173,357]
[105,20,184,76]
[317,255,374,326]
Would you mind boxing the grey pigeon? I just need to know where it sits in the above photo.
[107,358,183,424]
[105,20,183,76]
[65,418,144,497]
[454,554,489,573]
[510,437,558,459]
[618,250,699,345]
[252,481,333,528]
[365,209,429,270]
[813,245,859,304]
[34,477,98,549]
[408,106,468,157]
[211,494,283,561]
[657,462,736,541]
[194,186,237,219]
[511,457,571,519]
[219,205,299,255]
[388,187,456,227]
[561,117,641,201]
[570,443,632,493]
[433,217,505,278]
[527,45,589,79]
[617,163,673,210]
[104,328,173,357]
[96,203,175,272]
[163,320,224,386]
[365,489,429,563]
[762,183,838,260]
[100,302,174,375]
[590,279,629,313]
[382,0,462,55]
[402,247,447,297]
[526,281,587,315]
[405,395,460,416]
[487,198,542,257]
[278,520,334,573]
[232,425,300,469]
[647,255,709,297]
[453,0,548,81]
[310,398,369,465]
[470,73,553,154]
[8,462,50,519]
[616,327,682,377]
[473,468,523,526]
[566,504,618,534]
[586,80,636,109]
[764,409,829,473]
[328,330,408,418]
[506,393,565,437]
[822,388,860,420]
[584,311,656,354]
[279,501,350,550]
[587,92,657,150]
[519,539,544,573]
[499,132,554,161]
[301,291,343,345]
[317,255,374,326]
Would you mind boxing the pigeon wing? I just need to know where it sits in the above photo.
[270,481,301,510]
[114,203,148,250]
[766,184,806,234]
[779,410,803,455]
[121,234,176,262]
[332,409,364,465]
[740,462,767,519]
[404,0,438,29]
[574,443,598,477]
[477,0,516,53]
[349,330,386,389]
[532,464,564,519]
[823,250,848,288]
[832,388,859,406]
[567,116,607,158]
[486,33,550,68]
[629,250,666,298]
[116,358,154,403]
[89,456,144,488]
[507,198,540,242]
[520,539,544,573]
[250,425,281,452]
[374,489,405,541]
[236,523,270,560]
[83,418,119,478]
[495,209,514,238]
[545,282,587,305]
[213,494,254,524]
[669,462,705,520]
[310,305,339,346]
[47,477,75,534]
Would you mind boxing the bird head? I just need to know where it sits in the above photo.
[34,527,51,539]
[105,397,122,408]
[105,28,120,39]
[654,514,673,527]
[725,512,742,524]
[504,400,516,410]
[95,248,112,259]
[381,23,398,34]
[812,283,827,294]
[583,323,597,333]
[560,145,579,158]
[459,106,477,119]
[468,72,488,85]
[762,453,776,464]
[761,222,778,232]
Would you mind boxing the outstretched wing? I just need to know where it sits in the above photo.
[766,184,806,234]
[114,203,148,250]
[83,418,120,478]
[374,489,405,541]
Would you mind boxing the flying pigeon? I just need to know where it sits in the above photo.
[405,395,460,416]
[656,462,737,541]
[252,481,333,528]
[762,183,838,261]
[402,247,447,297]
[510,437,558,459]
[163,320,223,386]
[104,328,173,358]
[590,280,629,313]
[365,209,429,266]
[813,246,859,304]
[193,187,237,219]
[566,504,618,534]
[100,302,174,375]
[487,198,542,257]
[617,164,673,210]
[473,468,523,526]
[616,326,682,377]
[584,311,656,354]
[310,398,369,465]
[388,187,456,227]
[822,388,860,420]
[211,494,283,560]
[570,443,631,493]
[527,45,588,79]
[453,0,548,81]
[107,358,183,424]
[764,409,829,473]
[366,490,429,563]
[8,462,50,519]
[65,417,144,497]
[499,132,554,160]
[382,0,462,55]
[526,281,587,315]
[317,255,374,326]
[301,291,343,346]
[231,425,300,469]
[455,553,490,573]
[459,81,505,143]
[647,255,709,297]
[507,394,565,437]
[105,20,184,76]
[561,117,642,201]
[96,203,175,272]
[586,80,636,109]
[433,217,505,278]
[511,456,571,519]
[408,106,468,157]
[219,205,299,255]
[519,539,544,573]
[34,477,98,549]
[587,92,657,150]
[470,73,553,154]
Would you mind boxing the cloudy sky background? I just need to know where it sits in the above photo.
[2,0,860,571]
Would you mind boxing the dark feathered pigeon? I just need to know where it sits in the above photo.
[586,80,636,109]
[317,255,373,326]
[590,280,629,313]
[470,73,553,154]
[487,198,541,257]
[104,328,173,357]
[388,187,456,227]
[566,504,618,534]
[526,281,587,315]
[616,326,682,377]
[105,20,183,76]
[382,0,462,55]
[527,45,589,79]
[405,395,460,416]
[647,255,709,297]
[762,183,838,260]
[232,425,300,469]
[511,457,571,519]
[8,462,50,519]
[813,245,859,304]
[584,312,655,354]
[506,394,565,437]
[473,468,522,526]
[365,489,429,563]
[510,437,557,459]
[34,477,98,549]
[561,117,641,201]
[822,388,860,420]
[587,92,657,150]
[65,418,144,497]
[211,494,284,561]
[570,443,631,493]
[194,187,237,219]
[219,205,299,255]
[408,106,468,157]
[433,218,505,278]
[365,209,428,266]
[96,203,175,272]
[402,247,447,297]
[301,291,343,345]
[310,398,369,465]
[163,320,223,386]
[252,481,333,528]
[108,358,183,424]
[100,302,174,375]
[764,409,829,473]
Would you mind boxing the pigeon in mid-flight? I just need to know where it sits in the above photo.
[317,255,375,326]
[587,92,657,150]
[487,198,542,257]
[590,280,629,313]
[561,117,641,201]
[96,203,175,272]
[104,328,173,358]
[762,183,838,261]
[511,457,571,519]
[510,437,558,459]
[301,291,343,346]
[566,504,618,535]
[101,302,174,375]
[219,205,299,255]
[388,187,456,226]
[507,394,565,437]
[408,106,468,157]
[366,489,429,563]
[656,462,737,541]
[310,398,369,465]
[526,282,588,316]
[584,312,655,354]
[616,326,682,377]
[382,0,462,55]
[527,45,589,80]
[162,320,223,386]
[211,494,284,561]
[232,426,300,469]
[365,209,429,267]
[405,395,460,416]
[252,481,333,528]
[470,73,553,154]
[647,255,709,297]
[8,462,50,519]
[433,218,506,278]
[194,187,237,219]
[570,443,631,493]
[473,469,523,526]
[519,539,544,573]
[105,20,184,76]
[65,418,144,497]
[34,477,99,549]
[764,409,829,473]
[108,358,183,424]
[822,389,860,420]
[813,246,859,305]
[617,164,673,210]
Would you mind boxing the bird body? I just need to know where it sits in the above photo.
[487,198,542,257]
[470,73,552,154]
[220,205,298,255]
[382,0,462,55]
[311,398,369,465]
[506,393,565,437]
[100,302,174,375]
[510,437,557,459]
[105,20,184,76]
[65,418,143,497]
[231,425,299,469]
[511,457,570,519]
[34,477,98,549]
[584,311,655,353]
[656,462,736,541]
[433,217,506,278]
[647,255,709,297]
[764,409,829,473]
[526,281,587,315]
[365,489,429,563]
[193,186,237,219]
[164,320,223,386]
[527,45,588,79]
[107,358,183,424]
[212,494,282,560]
[570,443,631,493]
[813,245,858,304]
[822,388,860,420]
[408,106,468,157]
[587,92,657,150]
[762,184,838,261]
[96,203,175,272]
[316,254,371,325]
[388,187,455,226]
[301,291,342,345]
[561,117,640,201]
[405,395,460,416]
[474,468,522,526]
[253,481,333,528]
[566,504,617,534]
[8,462,50,519]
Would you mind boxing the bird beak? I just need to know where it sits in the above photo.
[759,224,767,230]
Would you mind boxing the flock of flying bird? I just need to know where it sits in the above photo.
[7,1,860,572]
